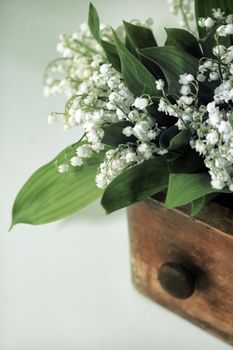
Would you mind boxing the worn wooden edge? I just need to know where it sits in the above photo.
[150,194,233,236]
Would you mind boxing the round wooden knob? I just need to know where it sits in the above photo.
[158,262,196,299]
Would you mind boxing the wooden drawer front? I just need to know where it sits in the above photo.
[128,199,233,345]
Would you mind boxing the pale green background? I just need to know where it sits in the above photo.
[1,1,231,349]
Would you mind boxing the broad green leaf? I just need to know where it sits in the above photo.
[165,28,202,58]
[101,40,121,71]
[124,21,157,58]
[191,193,217,217]
[165,173,229,209]
[113,31,160,97]
[141,46,199,97]
[101,155,169,213]
[102,121,136,147]
[139,55,165,81]
[191,196,205,217]
[159,125,180,149]
[168,129,190,152]
[195,0,233,56]
[168,149,204,173]
[11,143,104,227]
[88,3,121,71]
[88,3,101,43]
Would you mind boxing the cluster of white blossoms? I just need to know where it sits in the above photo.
[167,1,233,35]
[44,21,138,101]
[45,20,165,188]
[95,141,165,189]
[44,23,104,100]
[46,8,233,193]
[198,8,233,31]
[158,11,233,191]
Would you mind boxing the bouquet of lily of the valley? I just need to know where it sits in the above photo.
[11,0,233,227]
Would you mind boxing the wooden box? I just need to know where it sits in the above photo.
[127,198,233,344]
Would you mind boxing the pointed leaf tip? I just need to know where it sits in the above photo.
[88,2,101,43]
[11,141,105,226]
[8,222,14,232]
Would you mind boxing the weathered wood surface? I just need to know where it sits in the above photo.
[128,199,233,344]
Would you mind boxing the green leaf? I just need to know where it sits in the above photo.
[102,121,136,147]
[88,3,121,71]
[113,31,160,97]
[88,3,101,43]
[191,196,205,216]
[11,143,104,227]
[159,125,179,150]
[101,155,169,213]
[140,46,199,97]
[191,193,217,217]
[168,149,204,173]
[101,40,121,71]
[159,127,194,159]
[165,28,202,58]
[195,0,233,56]
[168,130,190,152]
[139,55,165,81]
[124,21,157,58]
[165,173,228,209]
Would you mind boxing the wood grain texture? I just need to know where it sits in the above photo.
[128,199,233,344]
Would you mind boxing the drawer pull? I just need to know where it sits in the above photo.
[158,262,196,299]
